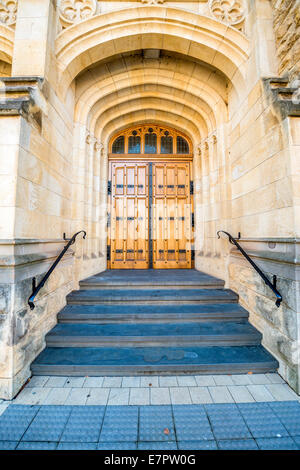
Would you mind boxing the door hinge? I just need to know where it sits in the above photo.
[107,245,111,261]
[108,181,111,195]
[190,181,194,195]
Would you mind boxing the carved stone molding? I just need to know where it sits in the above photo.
[0,77,45,131]
[85,132,91,144]
[94,140,104,155]
[209,0,245,28]
[263,77,300,120]
[196,145,202,157]
[59,0,97,28]
[0,0,18,26]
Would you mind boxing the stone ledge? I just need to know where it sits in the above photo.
[0,238,67,245]
[0,239,76,284]
[262,77,300,120]
[237,237,300,244]
[0,250,74,268]
[228,237,300,266]
[0,77,48,130]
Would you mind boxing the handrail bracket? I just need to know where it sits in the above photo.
[217,230,282,308]
[28,230,86,310]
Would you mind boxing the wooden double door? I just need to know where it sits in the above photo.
[108,161,193,269]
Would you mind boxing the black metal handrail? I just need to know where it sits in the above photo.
[217,230,282,308]
[28,230,86,310]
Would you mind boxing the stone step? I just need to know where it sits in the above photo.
[80,269,224,290]
[46,321,261,347]
[268,77,289,89]
[66,288,238,305]
[31,345,279,376]
[58,303,249,324]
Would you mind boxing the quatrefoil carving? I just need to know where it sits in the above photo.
[209,0,245,27]
[59,0,97,27]
[0,0,18,26]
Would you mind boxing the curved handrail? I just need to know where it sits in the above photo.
[28,231,86,310]
[217,230,282,308]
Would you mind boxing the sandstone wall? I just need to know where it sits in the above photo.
[271,0,300,78]
[0,0,300,398]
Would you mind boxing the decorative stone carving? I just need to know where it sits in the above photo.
[86,132,91,144]
[59,0,97,28]
[94,140,104,155]
[0,0,18,26]
[141,0,164,5]
[209,0,245,28]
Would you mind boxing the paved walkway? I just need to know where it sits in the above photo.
[1,373,299,450]
[1,373,298,410]
[0,401,300,450]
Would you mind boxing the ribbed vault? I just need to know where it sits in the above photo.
[0,24,13,64]
[56,7,249,100]
[100,109,201,145]
[73,52,229,146]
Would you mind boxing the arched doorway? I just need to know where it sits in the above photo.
[107,124,194,269]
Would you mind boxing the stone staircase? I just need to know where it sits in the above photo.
[31,270,278,376]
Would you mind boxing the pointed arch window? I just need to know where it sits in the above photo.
[112,135,124,154]
[110,125,191,155]
[145,128,157,154]
[177,136,189,154]
[128,131,141,153]
[161,131,173,154]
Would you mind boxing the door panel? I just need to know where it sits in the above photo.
[152,163,191,269]
[111,162,149,269]
[109,161,192,269]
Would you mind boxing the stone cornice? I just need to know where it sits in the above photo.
[0,77,47,129]
[263,77,300,120]
[228,237,300,266]
[0,238,67,245]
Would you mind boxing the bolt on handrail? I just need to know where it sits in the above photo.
[28,230,86,310]
[217,230,282,308]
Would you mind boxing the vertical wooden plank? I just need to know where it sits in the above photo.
[110,161,149,268]
[152,161,192,268]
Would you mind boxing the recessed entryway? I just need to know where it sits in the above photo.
[107,125,194,269]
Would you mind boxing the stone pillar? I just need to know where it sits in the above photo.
[246,0,278,82]
[0,78,75,399]
[71,122,88,281]
[209,134,219,258]
[84,131,94,262]
[194,144,204,263]
[12,0,54,77]
[94,140,103,258]
[99,147,108,269]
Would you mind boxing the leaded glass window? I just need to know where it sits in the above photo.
[161,131,173,154]
[110,126,191,155]
[177,136,189,154]
[112,135,125,153]
[128,131,141,153]
[145,128,157,153]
